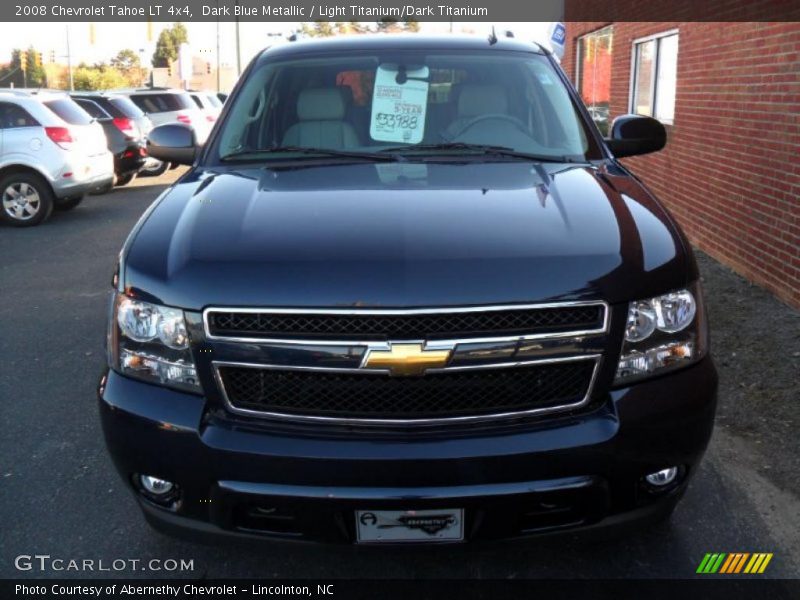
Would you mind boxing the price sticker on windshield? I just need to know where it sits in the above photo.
[370,64,429,144]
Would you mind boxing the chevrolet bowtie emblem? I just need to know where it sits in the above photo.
[362,343,452,377]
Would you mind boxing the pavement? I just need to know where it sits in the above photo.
[1,169,798,580]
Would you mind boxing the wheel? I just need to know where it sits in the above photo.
[140,160,168,177]
[115,173,135,187]
[0,171,54,227]
[54,195,84,211]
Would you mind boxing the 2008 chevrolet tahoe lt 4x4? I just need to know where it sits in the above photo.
[99,35,717,544]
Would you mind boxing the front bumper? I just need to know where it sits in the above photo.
[98,357,717,544]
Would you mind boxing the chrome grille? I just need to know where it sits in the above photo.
[217,359,598,421]
[206,302,608,425]
[205,304,605,341]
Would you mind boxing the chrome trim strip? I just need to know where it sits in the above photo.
[202,301,610,347]
[211,355,602,426]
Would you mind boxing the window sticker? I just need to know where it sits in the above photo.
[370,64,429,144]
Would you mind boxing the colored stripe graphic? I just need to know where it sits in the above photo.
[700,553,773,574]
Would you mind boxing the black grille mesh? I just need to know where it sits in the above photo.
[208,305,604,341]
[219,361,596,419]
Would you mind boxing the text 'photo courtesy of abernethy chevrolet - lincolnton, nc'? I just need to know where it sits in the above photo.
[99,34,717,545]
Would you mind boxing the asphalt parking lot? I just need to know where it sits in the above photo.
[1,169,798,580]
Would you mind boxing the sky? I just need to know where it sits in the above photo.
[0,21,553,69]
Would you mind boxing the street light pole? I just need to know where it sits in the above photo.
[66,25,74,91]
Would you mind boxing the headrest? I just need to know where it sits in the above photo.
[297,88,349,121]
[457,84,508,117]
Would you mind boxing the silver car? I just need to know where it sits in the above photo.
[189,91,223,124]
[0,91,114,227]
[121,88,212,176]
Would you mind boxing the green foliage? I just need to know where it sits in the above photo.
[72,63,129,90]
[152,23,189,68]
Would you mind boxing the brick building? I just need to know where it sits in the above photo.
[563,21,800,307]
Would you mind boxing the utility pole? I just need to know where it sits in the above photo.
[215,0,221,92]
[66,25,74,91]
[235,0,242,76]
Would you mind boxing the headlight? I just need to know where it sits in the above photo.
[614,284,707,385]
[109,294,200,393]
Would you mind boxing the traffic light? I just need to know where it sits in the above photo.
[167,66,172,77]
[35,52,42,68]
[206,62,211,74]
[19,52,27,71]
[49,50,55,63]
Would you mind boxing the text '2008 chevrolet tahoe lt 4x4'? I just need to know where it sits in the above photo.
[99,35,717,545]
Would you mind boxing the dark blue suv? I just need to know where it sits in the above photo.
[99,35,717,544]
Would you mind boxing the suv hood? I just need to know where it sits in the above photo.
[123,161,691,310]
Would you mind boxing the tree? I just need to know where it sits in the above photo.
[0,47,47,88]
[111,49,144,86]
[111,49,140,75]
[298,21,335,37]
[152,23,189,68]
[404,20,421,33]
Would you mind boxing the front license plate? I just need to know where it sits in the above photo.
[355,509,464,543]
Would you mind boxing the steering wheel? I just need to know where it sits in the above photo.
[447,114,531,141]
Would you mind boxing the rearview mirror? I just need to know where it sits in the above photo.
[147,124,198,165]
[605,115,667,158]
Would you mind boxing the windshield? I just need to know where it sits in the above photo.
[213,49,601,164]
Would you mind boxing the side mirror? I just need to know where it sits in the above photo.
[147,123,198,165]
[605,115,667,158]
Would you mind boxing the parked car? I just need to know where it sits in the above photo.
[118,88,211,177]
[101,35,717,544]
[0,91,113,226]
[71,94,147,187]
[188,91,223,125]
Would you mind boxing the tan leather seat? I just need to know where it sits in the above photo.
[282,88,359,149]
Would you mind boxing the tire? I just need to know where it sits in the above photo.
[54,195,84,211]
[115,173,135,187]
[0,171,55,227]
[140,160,168,177]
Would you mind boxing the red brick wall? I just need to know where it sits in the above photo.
[564,21,800,308]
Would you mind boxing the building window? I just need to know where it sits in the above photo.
[576,26,614,136]
[630,31,679,124]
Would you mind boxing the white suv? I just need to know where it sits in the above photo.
[123,88,212,144]
[0,91,114,226]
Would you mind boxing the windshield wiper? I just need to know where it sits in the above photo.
[221,145,399,163]
[379,142,583,163]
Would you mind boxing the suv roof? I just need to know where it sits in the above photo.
[259,34,545,62]
[0,89,72,99]
[115,87,189,95]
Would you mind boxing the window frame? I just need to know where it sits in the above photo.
[575,25,614,103]
[628,29,679,125]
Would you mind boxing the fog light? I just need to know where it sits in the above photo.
[139,474,174,496]
[645,467,678,487]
